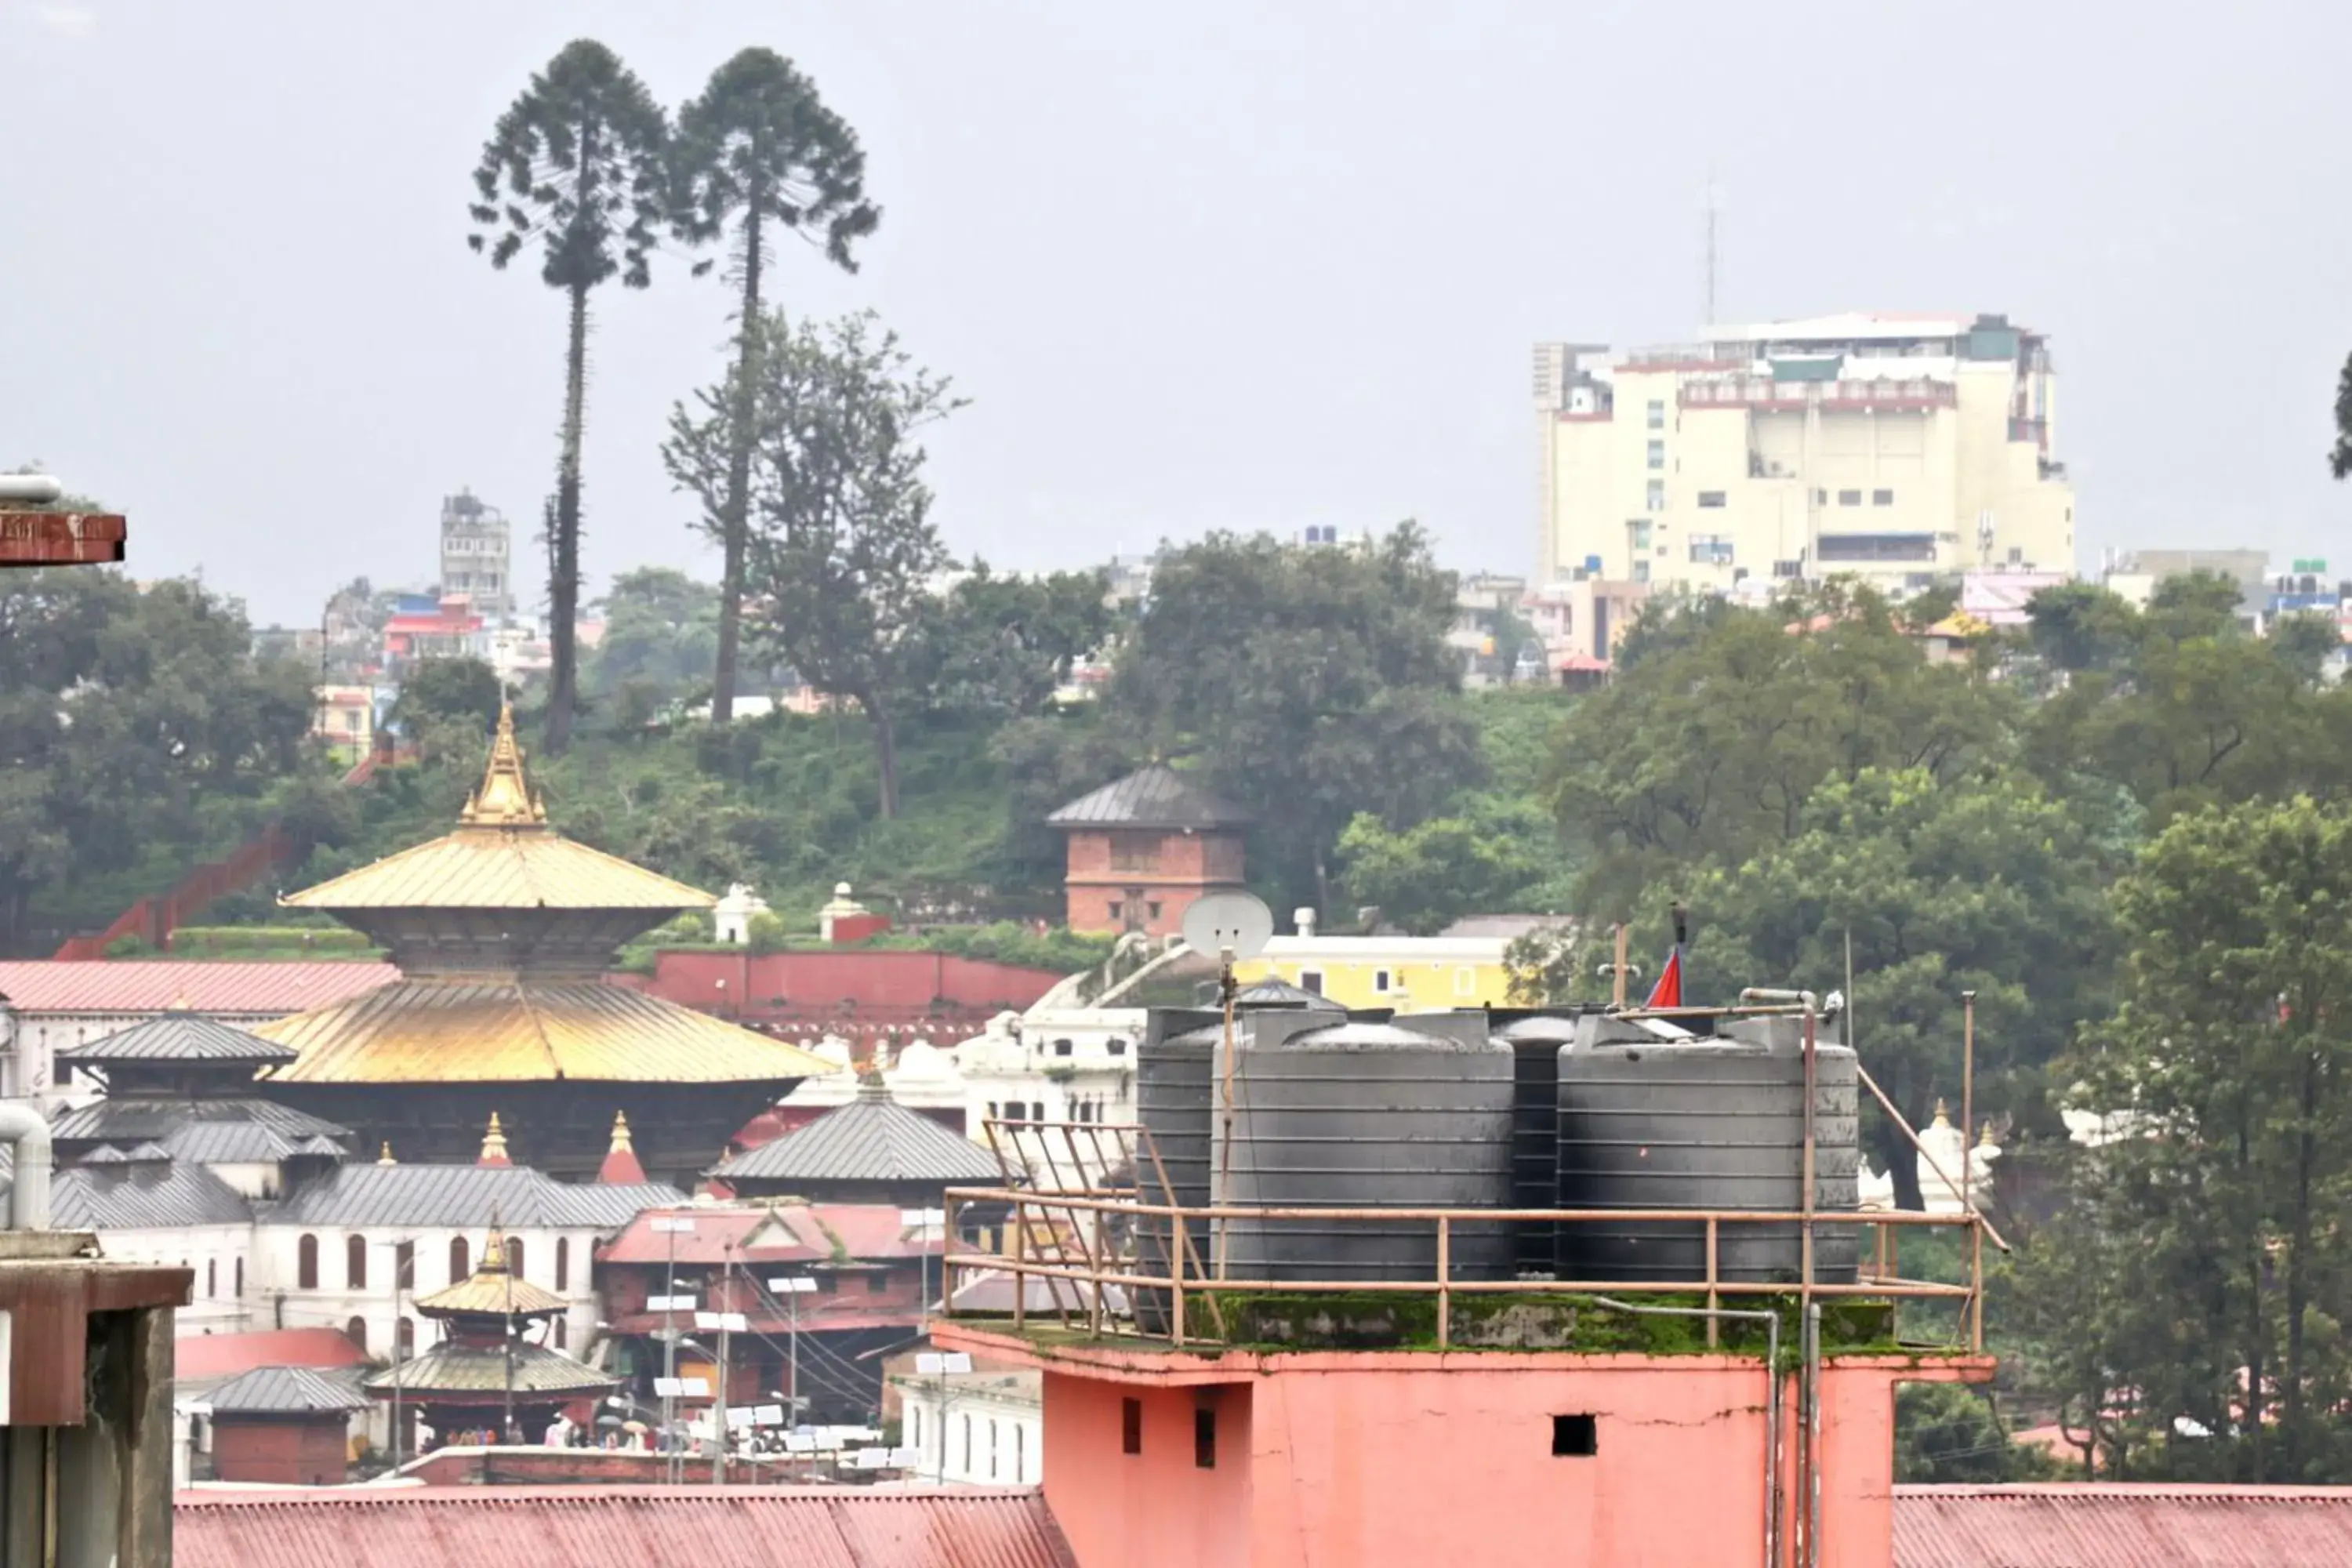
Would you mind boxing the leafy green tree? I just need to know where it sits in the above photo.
[1667,768,2126,1207]
[2024,583,2140,673]
[388,656,502,734]
[671,48,880,725]
[992,713,1141,891]
[467,39,670,755]
[584,567,721,715]
[2270,612,2340,688]
[664,310,964,818]
[0,569,321,953]
[897,565,1112,719]
[1105,525,1479,914]
[1337,795,1570,934]
[1894,1384,2059,1482]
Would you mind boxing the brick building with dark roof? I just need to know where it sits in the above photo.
[708,1077,1000,1207]
[198,1366,372,1486]
[1045,764,1250,938]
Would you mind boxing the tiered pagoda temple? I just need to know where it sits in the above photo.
[253,705,828,1182]
[366,1226,615,1449]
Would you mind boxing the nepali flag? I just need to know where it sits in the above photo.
[1645,947,1683,1009]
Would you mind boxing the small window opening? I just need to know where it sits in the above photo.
[1122,1397,1142,1454]
[1194,1408,1217,1468]
[1553,1414,1599,1456]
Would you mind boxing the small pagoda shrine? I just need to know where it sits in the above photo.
[253,704,828,1181]
[365,1226,615,1450]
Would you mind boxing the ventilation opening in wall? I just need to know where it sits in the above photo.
[1122,1397,1142,1455]
[1552,1414,1598,1457]
[1195,1408,1217,1468]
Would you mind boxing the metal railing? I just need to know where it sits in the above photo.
[941,1149,1996,1356]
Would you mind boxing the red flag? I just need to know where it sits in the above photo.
[1645,947,1682,1009]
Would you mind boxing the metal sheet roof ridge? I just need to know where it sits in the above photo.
[175,1484,1058,1504]
[1895,1483,2352,1498]
[278,824,717,912]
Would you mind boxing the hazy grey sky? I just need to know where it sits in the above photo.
[4,0,2347,624]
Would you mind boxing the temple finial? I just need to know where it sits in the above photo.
[377,1141,397,1166]
[1932,1098,1951,1127]
[598,1109,648,1185]
[458,699,547,828]
[478,1110,512,1167]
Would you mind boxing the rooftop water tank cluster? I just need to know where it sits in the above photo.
[1131,992,1862,1302]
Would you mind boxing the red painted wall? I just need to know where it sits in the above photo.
[211,1417,349,1486]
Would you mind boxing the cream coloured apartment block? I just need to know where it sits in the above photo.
[1534,314,2074,595]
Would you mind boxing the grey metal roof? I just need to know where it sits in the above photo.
[710,1085,1001,1187]
[270,1164,683,1230]
[1045,764,1253,830]
[159,1122,343,1166]
[50,1160,254,1229]
[55,1011,296,1065]
[365,1342,617,1396]
[204,1365,370,1415]
[50,1097,349,1146]
[1235,978,1343,1010]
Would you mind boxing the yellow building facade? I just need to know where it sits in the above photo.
[1534,313,2074,596]
[1230,935,1519,1012]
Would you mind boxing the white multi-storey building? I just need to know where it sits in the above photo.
[1535,313,2075,597]
[439,488,514,624]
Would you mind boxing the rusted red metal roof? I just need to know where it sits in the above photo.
[0,960,396,1014]
[1894,1483,2352,1566]
[174,1486,1077,1568]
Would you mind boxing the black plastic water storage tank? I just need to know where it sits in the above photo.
[1221,1018,1515,1285]
[1556,1011,1860,1285]
[1494,1011,1585,1278]
[1131,1010,1221,1334]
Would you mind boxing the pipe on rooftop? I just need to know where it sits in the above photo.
[0,1100,53,1229]
[0,474,64,503]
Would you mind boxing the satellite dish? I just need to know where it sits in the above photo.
[1182,892,1274,962]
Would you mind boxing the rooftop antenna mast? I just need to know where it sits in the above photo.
[1181,892,1274,1281]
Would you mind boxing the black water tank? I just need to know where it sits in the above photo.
[1131,1009,1221,1334]
[1220,1017,1515,1285]
[1556,1011,1860,1285]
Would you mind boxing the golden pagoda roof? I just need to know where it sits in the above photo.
[256,978,832,1085]
[412,1228,567,1317]
[280,702,713,913]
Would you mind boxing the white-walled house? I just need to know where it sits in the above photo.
[953,1007,1139,1186]
[895,1369,1044,1486]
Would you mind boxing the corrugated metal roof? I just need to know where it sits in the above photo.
[600,1203,946,1266]
[1893,1484,2352,1566]
[158,1122,316,1165]
[202,1365,371,1415]
[365,1343,618,1396]
[176,1328,370,1381]
[257,979,833,1084]
[50,1159,253,1229]
[1234,977,1342,1009]
[711,1084,1001,1186]
[1044,763,1251,829]
[56,1011,298,1063]
[51,1096,349,1146]
[270,1163,681,1230]
[281,827,714,913]
[0,960,397,1015]
[174,1487,1079,1568]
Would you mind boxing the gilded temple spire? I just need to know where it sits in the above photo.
[458,699,547,829]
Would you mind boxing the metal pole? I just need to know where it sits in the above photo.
[1801,1005,1818,1301]
[501,1238,515,1448]
[1213,946,1238,1279]
[1960,990,1977,1210]
[788,1290,800,1428]
[390,1254,404,1468]
[713,1246,732,1486]
[663,1226,677,1485]
[1805,1301,1823,1568]
[1611,923,1630,1008]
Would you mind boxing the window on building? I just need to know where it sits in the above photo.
[865,1272,885,1294]
[347,1316,368,1352]
[1054,1039,1073,1057]
[554,1316,567,1348]
[1109,832,1160,873]
[1553,1414,1599,1457]
[555,1237,570,1292]
[396,1240,415,1290]
[1373,968,1392,993]
[1816,534,1936,564]
[1195,1408,1218,1469]
[2008,546,2024,565]
[1696,491,1727,508]
[1646,398,1664,430]
[1634,560,1651,584]
[1688,535,1736,566]
[960,1414,972,1469]
[347,1235,368,1290]
[297,1234,319,1290]
[1837,489,1862,506]
[989,1421,1002,1479]
[1646,440,1664,470]
[1122,1397,1143,1454]
[1146,900,1162,920]
[1871,488,1894,506]
[1014,1422,1025,1479]
[1813,488,1828,506]
[1298,971,1323,995]
[1107,1038,1128,1056]
[234,1258,244,1297]
[54,1064,71,1086]
[1631,519,1653,550]
[1106,901,1122,921]
[819,1274,839,1295]
[909,1407,923,1448]
[207,1258,217,1298]
[449,1236,470,1284]
[397,1317,415,1356]
[1454,967,1476,997]
[1645,480,1666,513]
[506,1238,525,1281]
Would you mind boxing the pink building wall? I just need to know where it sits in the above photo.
[947,1327,1989,1568]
